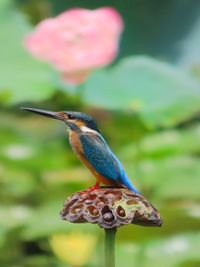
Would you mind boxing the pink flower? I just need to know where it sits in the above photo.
[24,7,123,85]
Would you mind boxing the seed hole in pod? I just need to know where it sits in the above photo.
[84,198,94,204]
[70,204,84,215]
[102,206,115,223]
[96,196,109,208]
[82,194,97,204]
[96,201,105,208]
[103,190,113,194]
[111,195,123,205]
[104,190,116,197]
[134,210,142,218]
[143,201,150,208]
[105,193,115,198]
[72,204,84,213]
[116,205,126,218]
[89,194,97,200]
[123,192,136,198]
[86,205,99,216]
[70,207,78,215]
[64,198,78,209]
[98,196,108,204]
[126,199,138,206]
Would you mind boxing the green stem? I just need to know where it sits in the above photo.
[104,228,117,267]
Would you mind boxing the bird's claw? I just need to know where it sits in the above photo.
[87,182,100,192]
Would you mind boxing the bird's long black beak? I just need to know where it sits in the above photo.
[21,107,64,121]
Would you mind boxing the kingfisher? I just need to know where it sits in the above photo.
[22,108,139,194]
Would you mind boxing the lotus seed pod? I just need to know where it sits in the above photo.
[60,188,163,229]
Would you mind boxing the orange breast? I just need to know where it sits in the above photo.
[68,130,116,186]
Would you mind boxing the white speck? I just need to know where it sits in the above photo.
[123,243,139,253]
[3,144,34,160]
[11,206,32,221]
[163,237,189,254]
[141,161,155,172]
[147,237,189,257]
[187,205,200,218]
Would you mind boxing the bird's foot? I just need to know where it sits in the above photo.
[87,182,100,193]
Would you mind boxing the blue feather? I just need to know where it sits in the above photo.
[80,133,140,194]
[80,134,120,180]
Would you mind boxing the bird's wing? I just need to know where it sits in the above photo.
[80,133,122,181]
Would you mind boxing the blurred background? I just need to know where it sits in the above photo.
[1,0,200,266]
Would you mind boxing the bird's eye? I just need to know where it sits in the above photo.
[68,114,74,120]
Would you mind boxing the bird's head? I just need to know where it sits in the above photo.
[21,108,99,133]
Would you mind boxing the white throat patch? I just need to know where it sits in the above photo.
[80,126,98,134]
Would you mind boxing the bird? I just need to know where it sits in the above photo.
[21,107,140,194]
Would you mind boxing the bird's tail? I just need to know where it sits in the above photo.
[113,155,140,194]
[120,173,140,194]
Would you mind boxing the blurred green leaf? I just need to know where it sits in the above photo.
[20,255,63,267]
[152,157,200,201]
[84,56,200,128]
[0,168,37,198]
[22,199,97,239]
[116,242,139,267]
[126,156,200,200]
[142,232,200,267]
[22,199,70,239]
[178,15,200,68]
[117,232,200,267]
[121,123,200,160]
[0,226,6,248]
[0,205,32,230]
[0,0,54,104]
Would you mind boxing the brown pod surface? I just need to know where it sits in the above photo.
[61,188,163,229]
